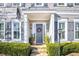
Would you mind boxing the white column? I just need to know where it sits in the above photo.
[49,14,60,43]
[49,14,55,43]
[23,14,29,43]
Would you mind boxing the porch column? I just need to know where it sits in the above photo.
[49,13,60,43]
[23,14,29,43]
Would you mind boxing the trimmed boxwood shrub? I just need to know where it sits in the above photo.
[0,42,31,56]
[47,43,60,56]
[46,42,71,56]
[62,42,79,55]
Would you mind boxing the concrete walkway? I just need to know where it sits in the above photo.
[30,44,48,56]
[66,53,79,56]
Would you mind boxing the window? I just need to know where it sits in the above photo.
[67,3,73,7]
[5,22,12,40]
[13,3,20,7]
[21,3,25,7]
[53,3,57,7]
[13,22,20,39]
[0,3,4,7]
[75,22,79,39]
[0,22,4,39]
[5,3,12,7]
[75,3,79,6]
[44,3,48,7]
[58,3,64,6]
[35,3,44,7]
[59,22,65,39]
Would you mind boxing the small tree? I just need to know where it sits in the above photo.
[44,35,50,44]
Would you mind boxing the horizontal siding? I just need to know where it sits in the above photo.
[67,21,74,41]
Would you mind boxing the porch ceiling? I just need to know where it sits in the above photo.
[27,13,51,21]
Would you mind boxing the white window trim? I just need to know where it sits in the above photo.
[74,19,79,40]
[12,20,21,41]
[58,19,67,41]
[34,3,44,7]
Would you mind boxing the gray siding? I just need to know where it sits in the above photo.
[67,21,74,41]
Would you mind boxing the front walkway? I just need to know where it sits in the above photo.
[30,44,48,56]
[66,53,79,56]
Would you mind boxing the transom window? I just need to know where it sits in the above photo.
[75,22,79,39]
[59,22,65,39]
[13,22,20,39]
[0,22,4,39]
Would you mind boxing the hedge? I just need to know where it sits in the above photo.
[62,42,79,55]
[0,42,31,56]
[47,43,60,56]
[46,42,76,56]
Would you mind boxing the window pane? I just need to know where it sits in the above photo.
[59,3,64,5]
[0,31,4,39]
[21,3,25,7]
[14,31,19,39]
[13,22,19,31]
[0,22,4,39]
[5,22,12,40]
[0,3,4,7]
[54,3,57,7]
[67,3,73,7]
[0,23,4,30]
[75,31,79,39]
[75,23,79,30]
[75,3,79,6]
[36,3,42,5]
[13,22,20,39]
[59,32,65,39]
[59,23,65,30]
[59,22,65,39]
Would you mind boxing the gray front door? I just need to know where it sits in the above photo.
[36,24,43,44]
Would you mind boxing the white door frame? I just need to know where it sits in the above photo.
[32,22,46,44]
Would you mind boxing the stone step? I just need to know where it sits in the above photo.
[30,52,48,56]
[32,49,47,53]
[30,45,48,56]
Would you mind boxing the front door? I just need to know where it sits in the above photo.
[36,24,43,44]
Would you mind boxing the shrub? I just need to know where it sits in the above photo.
[44,35,50,44]
[62,42,79,55]
[46,42,71,56]
[47,43,60,56]
[29,36,35,45]
[0,42,31,56]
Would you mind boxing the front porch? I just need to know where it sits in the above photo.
[0,13,60,44]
